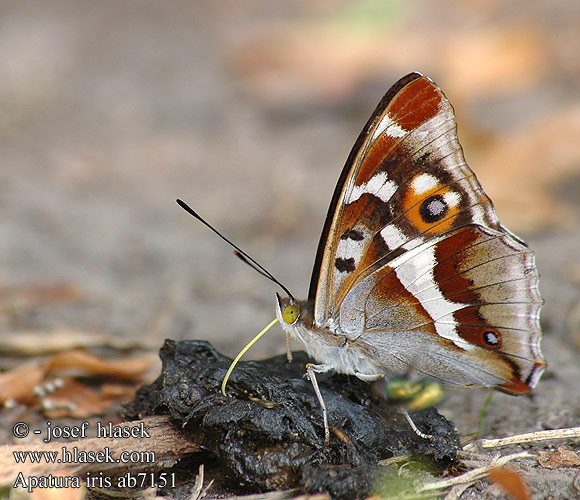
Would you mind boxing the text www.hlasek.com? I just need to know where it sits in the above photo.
[13,447,155,464]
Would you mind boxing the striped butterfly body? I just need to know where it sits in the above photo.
[276,73,545,407]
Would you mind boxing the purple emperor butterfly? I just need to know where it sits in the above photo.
[275,73,545,433]
[181,72,545,443]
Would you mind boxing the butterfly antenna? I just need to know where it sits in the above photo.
[233,250,274,280]
[177,199,294,300]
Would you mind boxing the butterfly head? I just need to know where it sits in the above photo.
[275,293,301,326]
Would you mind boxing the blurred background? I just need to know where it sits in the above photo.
[1,0,579,434]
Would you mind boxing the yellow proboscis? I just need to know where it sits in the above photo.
[221,317,280,396]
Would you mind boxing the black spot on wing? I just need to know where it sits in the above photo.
[341,229,364,241]
[335,257,356,273]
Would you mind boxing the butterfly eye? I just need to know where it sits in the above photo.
[282,304,300,324]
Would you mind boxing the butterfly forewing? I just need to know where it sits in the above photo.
[306,72,544,393]
[312,74,496,323]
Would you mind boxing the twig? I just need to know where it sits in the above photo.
[418,451,533,499]
[189,464,214,500]
[463,426,580,451]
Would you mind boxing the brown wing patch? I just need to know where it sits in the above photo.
[354,79,442,188]
[388,77,442,130]
[368,270,437,334]
[501,377,537,395]
[356,135,401,187]
[433,226,480,299]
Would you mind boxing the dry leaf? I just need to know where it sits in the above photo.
[0,349,154,405]
[0,359,48,404]
[47,349,154,380]
[41,379,113,419]
[488,466,531,500]
[0,328,153,356]
[538,447,580,469]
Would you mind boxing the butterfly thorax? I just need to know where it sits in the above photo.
[276,294,383,377]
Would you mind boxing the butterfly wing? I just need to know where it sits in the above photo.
[308,73,544,393]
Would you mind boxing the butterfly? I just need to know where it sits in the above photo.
[273,72,545,441]
[179,72,545,445]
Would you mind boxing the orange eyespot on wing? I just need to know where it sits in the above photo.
[401,173,463,234]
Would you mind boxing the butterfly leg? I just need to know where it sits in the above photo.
[305,363,331,445]
[285,331,293,362]
[401,407,433,440]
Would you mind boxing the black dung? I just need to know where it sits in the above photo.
[125,340,459,499]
